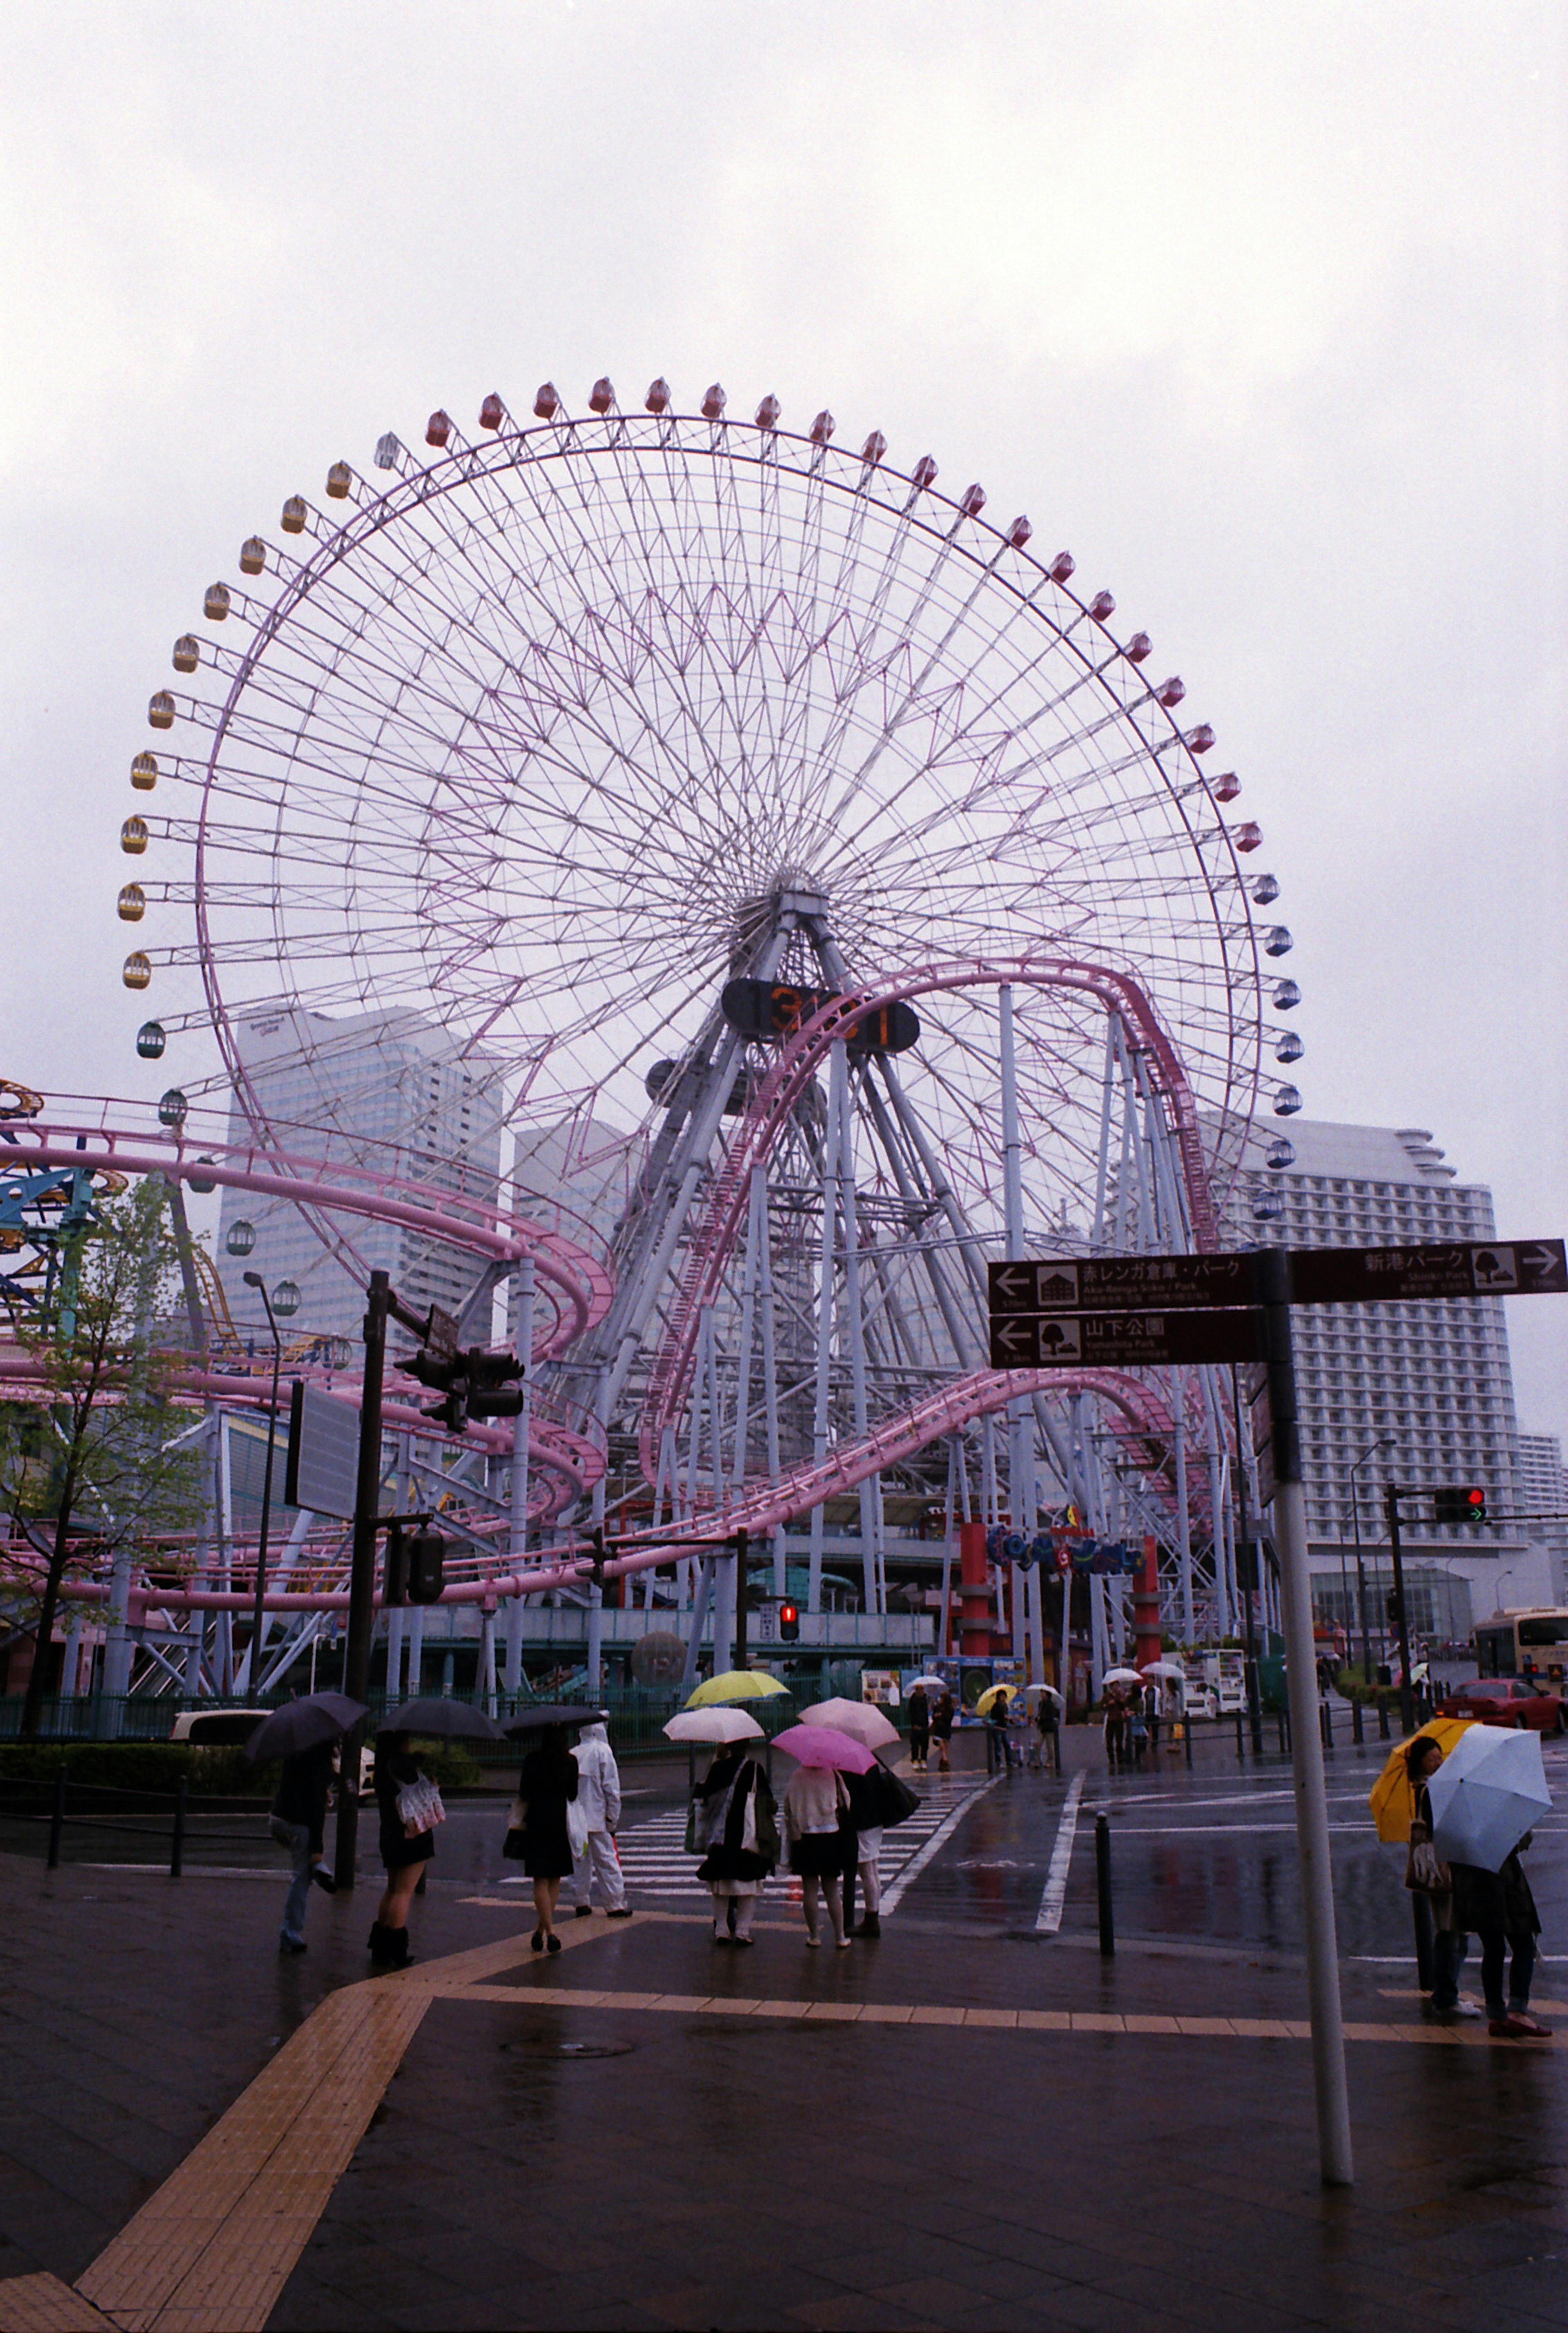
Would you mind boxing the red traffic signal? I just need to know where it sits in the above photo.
[1434,1484,1488,1526]
[778,1599,800,1642]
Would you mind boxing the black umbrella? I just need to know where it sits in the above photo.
[380,1697,507,1741]
[242,1691,368,1764]
[501,1704,609,1737]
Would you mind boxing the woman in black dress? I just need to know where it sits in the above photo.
[508,1723,578,1953]
[370,1729,435,1968]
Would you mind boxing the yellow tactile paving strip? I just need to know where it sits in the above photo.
[445,1981,1560,2046]
[0,2271,116,2331]
[0,1912,1554,2333]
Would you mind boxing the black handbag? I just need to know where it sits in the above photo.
[870,1763,920,1828]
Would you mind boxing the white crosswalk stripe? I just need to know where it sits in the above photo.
[496,1776,996,1903]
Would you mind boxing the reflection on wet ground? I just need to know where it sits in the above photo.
[904,1728,1568,1965]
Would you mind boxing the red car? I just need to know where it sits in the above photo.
[1436,1677,1566,1733]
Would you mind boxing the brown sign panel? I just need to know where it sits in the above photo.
[1288,1239,1568,1306]
[988,1255,1254,1315]
[989,1309,1265,1371]
[989,1238,1567,1317]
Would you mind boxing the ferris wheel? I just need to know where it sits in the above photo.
[117,375,1299,1631]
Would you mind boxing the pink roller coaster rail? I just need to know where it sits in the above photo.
[640,952,1220,1485]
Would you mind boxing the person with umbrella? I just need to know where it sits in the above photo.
[800,1698,908,1939]
[269,1740,337,1955]
[370,1730,443,1968]
[779,1724,870,1949]
[1424,1726,1551,2038]
[244,1693,364,1959]
[687,1721,777,1946]
[1403,1734,1480,2021]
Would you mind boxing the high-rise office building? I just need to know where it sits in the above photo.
[215,1007,504,1344]
[1213,1116,1552,1645]
[1515,1431,1568,1602]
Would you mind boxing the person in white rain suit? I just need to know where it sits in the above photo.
[570,1721,632,1918]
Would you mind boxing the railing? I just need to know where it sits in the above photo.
[0,1770,268,1874]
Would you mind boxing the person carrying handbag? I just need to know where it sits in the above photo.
[1404,1735,1479,2022]
[369,1729,445,1969]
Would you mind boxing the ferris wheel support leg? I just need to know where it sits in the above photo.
[680,1560,714,1694]
[1173,1395,1195,1643]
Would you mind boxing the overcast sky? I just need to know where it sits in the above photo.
[2,2,1564,1433]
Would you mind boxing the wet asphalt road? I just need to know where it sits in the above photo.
[13,1720,1567,1971]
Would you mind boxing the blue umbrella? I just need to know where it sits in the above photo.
[1428,1723,1551,1872]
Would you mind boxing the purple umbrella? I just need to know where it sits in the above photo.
[773,1723,877,1774]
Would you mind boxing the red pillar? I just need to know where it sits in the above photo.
[1133,1533,1163,1673]
[959,1520,991,1658]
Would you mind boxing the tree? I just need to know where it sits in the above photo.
[4,1177,207,1736]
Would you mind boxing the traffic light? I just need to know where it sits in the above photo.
[397,1341,524,1434]
[1386,1590,1403,1626]
[405,1527,446,1604]
[383,1520,408,1607]
[778,1599,800,1642]
[1434,1484,1488,1526]
[466,1347,526,1420]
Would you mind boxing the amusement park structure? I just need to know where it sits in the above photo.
[1,376,1305,1707]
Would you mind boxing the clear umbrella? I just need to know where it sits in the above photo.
[664,1708,765,1744]
[797,1697,901,1749]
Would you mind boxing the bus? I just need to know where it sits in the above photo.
[1474,1608,1568,1689]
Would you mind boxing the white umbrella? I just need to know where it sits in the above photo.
[1102,1667,1145,1688]
[1139,1660,1185,1682]
[797,1697,901,1749]
[1428,1722,1552,1873]
[1023,1683,1063,1706]
[663,1707,765,1745]
[906,1678,949,1696]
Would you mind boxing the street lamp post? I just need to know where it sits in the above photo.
[1350,1436,1396,1684]
[242,1272,282,1700]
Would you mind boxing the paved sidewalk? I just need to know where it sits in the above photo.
[3,1845,1567,2333]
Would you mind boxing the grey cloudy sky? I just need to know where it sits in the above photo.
[3,2,1565,1430]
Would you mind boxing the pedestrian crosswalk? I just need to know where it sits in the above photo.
[496,1775,996,1907]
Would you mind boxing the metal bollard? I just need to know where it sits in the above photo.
[1352,1698,1364,1745]
[1183,1716,1193,1767]
[171,1776,188,1879]
[1320,1699,1334,1751]
[1235,1709,1245,1761]
[47,1766,67,1870]
[1378,1701,1391,1741]
[1095,1812,1115,1958]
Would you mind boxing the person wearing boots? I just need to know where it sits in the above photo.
[568,1719,631,1918]
[368,1729,437,1968]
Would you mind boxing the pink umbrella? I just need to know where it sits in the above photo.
[797,1696,901,1750]
[773,1722,878,1773]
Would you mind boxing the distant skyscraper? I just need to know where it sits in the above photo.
[1515,1431,1568,1602]
[215,1006,503,1344]
[1212,1116,1552,1643]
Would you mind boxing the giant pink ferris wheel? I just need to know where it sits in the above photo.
[114,376,1301,1644]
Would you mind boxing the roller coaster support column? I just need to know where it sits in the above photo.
[958,1520,990,1658]
[335,1270,390,1890]
[1258,1247,1352,2186]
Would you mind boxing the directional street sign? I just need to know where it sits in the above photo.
[989,1309,1265,1371]
[988,1238,1567,1319]
[1288,1238,1568,1306]
[988,1256,1253,1315]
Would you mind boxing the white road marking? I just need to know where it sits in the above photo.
[879,1777,1002,1914]
[1035,1771,1086,1933]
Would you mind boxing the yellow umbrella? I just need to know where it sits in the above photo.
[1368,1714,1474,1843]
[976,1683,1019,1714]
[685,1669,790,1709]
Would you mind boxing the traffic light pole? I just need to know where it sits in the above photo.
[335,1270,390,1890]
[733,1529,750,1670]
[1385,1484,1415,1737]
[1256,1248,1354,2187]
